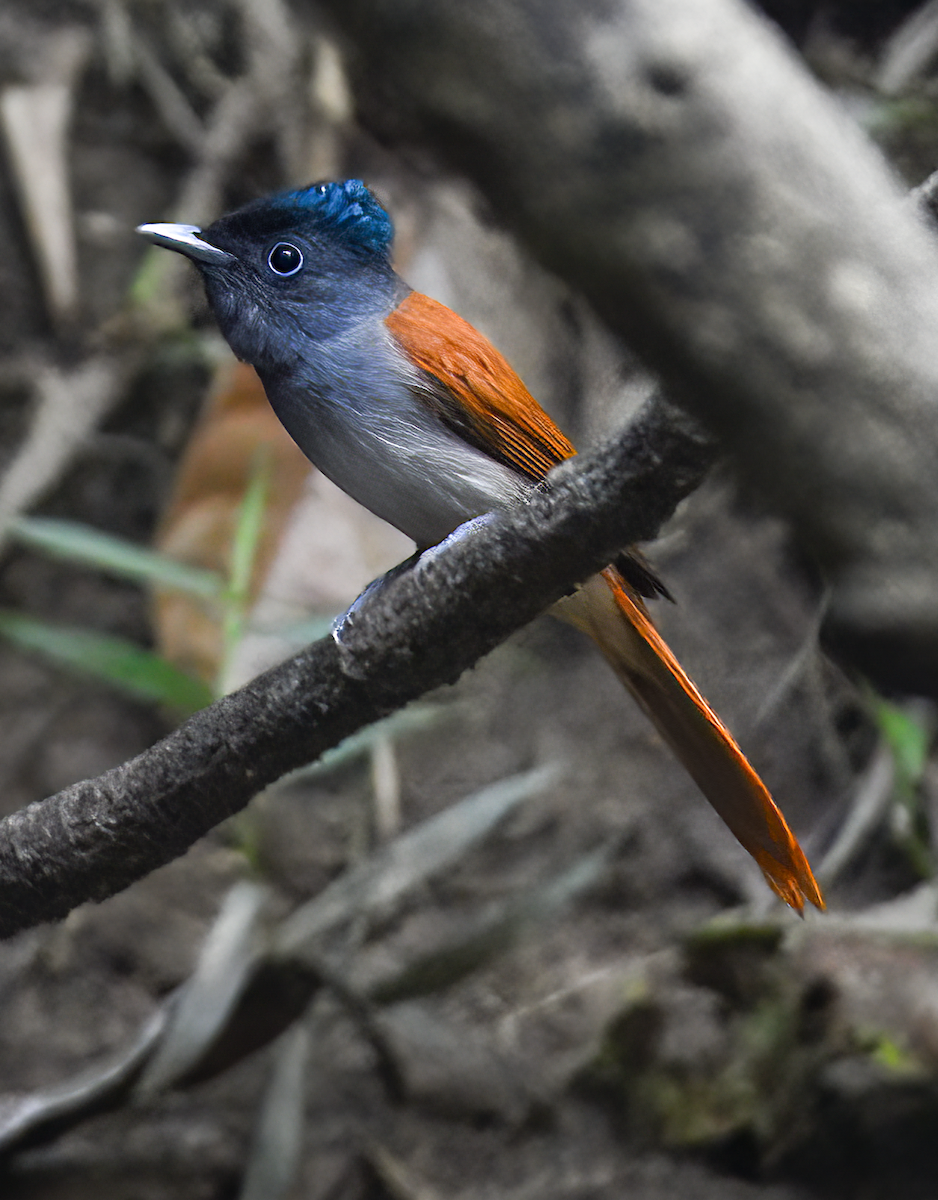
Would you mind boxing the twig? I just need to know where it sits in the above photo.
[876,0,938,94]
[131,30,205,155]
[135,5,296,318]
[234,0,306,182]
[0,28,90,325]
[753,591,829,731]
[370,733,402,841]
[0,355,138,554]
[815,743,895,887]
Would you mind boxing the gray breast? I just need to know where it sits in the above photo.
[260,320,530,548]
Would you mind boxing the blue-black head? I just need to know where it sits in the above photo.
[207,179,395,262]
[138,180,406,369]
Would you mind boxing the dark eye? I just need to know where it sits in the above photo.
[267,242,304,276]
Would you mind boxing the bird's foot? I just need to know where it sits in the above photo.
[415,512,499,568]
[332,513,498,645]
[331,551,422,645]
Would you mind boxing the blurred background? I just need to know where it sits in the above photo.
[1,2,938,1197]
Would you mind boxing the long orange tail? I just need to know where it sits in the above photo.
[554,568,824,912]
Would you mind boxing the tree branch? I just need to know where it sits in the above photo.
[314,0,938,693]
[10,0,938,934]
[0,397,714,938]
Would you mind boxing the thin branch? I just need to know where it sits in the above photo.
[0,396,714,939]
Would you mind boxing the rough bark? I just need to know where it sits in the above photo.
[0,399,713,937]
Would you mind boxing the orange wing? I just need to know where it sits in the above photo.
[386,290,823,911]
[386,290,574,481]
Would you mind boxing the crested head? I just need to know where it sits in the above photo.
[138,180,407,367]
[214,179,395,260]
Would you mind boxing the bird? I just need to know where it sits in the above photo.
[138,179,823,912]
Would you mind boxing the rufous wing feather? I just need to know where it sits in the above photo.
[387,291,823,912]
[556,569,824,911]
[386,291,574,480]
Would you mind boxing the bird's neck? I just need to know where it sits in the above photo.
[204,263,409,372]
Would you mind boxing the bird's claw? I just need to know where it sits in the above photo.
[331,513,498,645]
[416,512,499,567]
[331,551,421,645]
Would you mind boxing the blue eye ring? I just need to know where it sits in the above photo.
[267,242,304,276]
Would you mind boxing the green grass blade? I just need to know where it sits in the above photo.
[8,516,224,600]
[228,449,272,603]
[219,448,273,686]
[867,690,934,877]
[870,694,930,788]
[0,610,213,713]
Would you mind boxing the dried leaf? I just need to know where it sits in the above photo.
[135,881,269,1096]
[367,845,610,1006]
[0,1007,169,1157]
[153,361,310,683]
[276,764,560,958]
[238,1022,310,1200]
